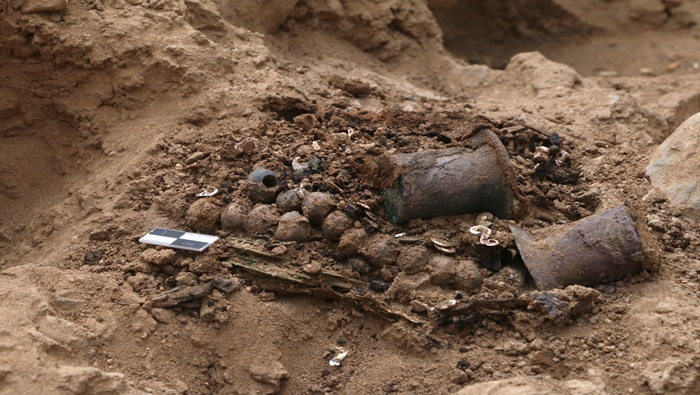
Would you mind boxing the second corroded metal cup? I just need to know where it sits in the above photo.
[510,205,645,290]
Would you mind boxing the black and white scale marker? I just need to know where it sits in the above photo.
[139,228,218,252]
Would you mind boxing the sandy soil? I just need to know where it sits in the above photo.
[1,0,700,394]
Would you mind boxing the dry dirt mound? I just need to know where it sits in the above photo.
[2,0,700,394]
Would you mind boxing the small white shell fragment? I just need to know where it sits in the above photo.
[435,245,456,254]
[533,151,549,162]
[477,212,494,222]
[196,187,218,197]
[469,225,499,246]
[481,238,499,247]
[430,238,454,248]
[292,157,309,171]
[357,202,371,211]
[535,145,550,154]
[312,141,321,151]
[329,347,348,367]
[432,299,457,311]
[469,225,491,236]
[394,232,406,238]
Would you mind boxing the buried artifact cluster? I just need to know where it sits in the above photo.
[165,125,652,329]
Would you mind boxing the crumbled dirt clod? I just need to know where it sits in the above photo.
[275,189,303,213]
[189,254,221,274]
[176,271,197,287]
[338,227,368,258]
[275,211,311,242]
[328,74,372,97]
[396,245,431,274]
[361,234,401,267]
[301,192,337,225]
[244,204,280,235]
[140,248,176,266]
[528,285,601,324]
[185,198,222,233]
[292,113,320,130]
[428,255,457,286]
[321,210,354,241]
[454,260,483,292]
[387,272,432,302]
[221,202,248,231]
[347,257,372,275]
[482,265,528,295]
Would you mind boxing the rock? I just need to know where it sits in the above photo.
[396,245,430,274]
[644,358,698,395]
[500,339,529,356]
[89,229,111,241]
[328,75,372,97]
[630,0,668,25]
[482,265,527,295]
[647,112,700,215]
[0,88,19,119]
[150,308,176,324]
[369,280,390,292]
[221,202,247,231]
[140,248,176,266]
[247,360,289,387]
[301,192,337,225]
[52,289,84,310]
[427,255,456,286]
[276,189,303,213]
[338,228,367,257]
[646,214,665,232]
[244,204,280,235]
[217,0,298,34]
[176,271,197,286]
[56,366,129,394]
[454,260,483,291]
[347,257,372,275]
[229,137,259,157]
[361,234,400,267]
[199,291,229,323]
[130,308,157,335]
[127,261,156,274]
[184,151,207,164]
[302,260,322,274]
[642,188,667,203]
[189,255,220,274]
[322,210,354,241]
[35,315,95,351]
[0,365,10,381]
[21,0,66,13]
[274,211,311,242]
[456,375,606,395]
[185,198,222,233]
[185,0,225,31]
[528,285,601,324]
[126,273,156,292]
[292,113,320,130]
[386,272,432,302]
[505,52,582,97]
